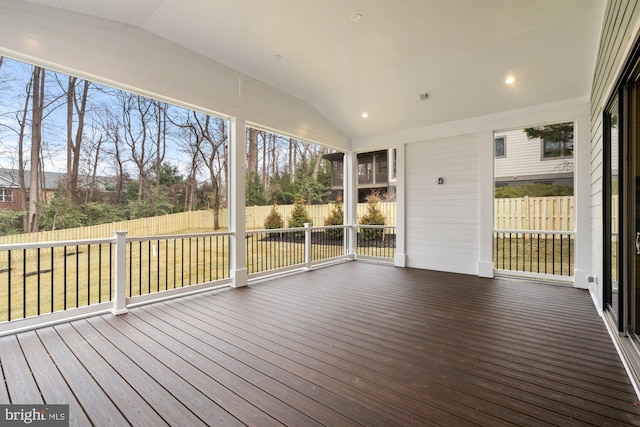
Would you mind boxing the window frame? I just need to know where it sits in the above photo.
[0,188,13,202]
[541,133,574,160]
[494,136,506,158]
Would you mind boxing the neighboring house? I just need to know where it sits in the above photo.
[0,168,118,211]
[0,168,64,211]
[494,129,574,187]
[325,149,397,202]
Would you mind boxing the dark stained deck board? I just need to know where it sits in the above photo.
[213,283,629,390]
[122,306,401,427]
[53,322,170,427]
[190,286,635,416]
[16,331,92,426]
[109,309,361,427]
[0,262,638,426]
[68,319,207,427]
[100,310,320,427]
[185,280,636,423]
[137,301,436,427]
[85,316,245,427]
[173,292,557,427]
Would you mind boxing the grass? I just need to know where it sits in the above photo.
[494,234,574,276]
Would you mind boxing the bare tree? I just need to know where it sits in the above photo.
[191,113,227,229]
[120,93,155,202]
[98,103,127,204]
[63,76,91,201]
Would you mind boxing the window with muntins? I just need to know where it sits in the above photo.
[0,189,12,202]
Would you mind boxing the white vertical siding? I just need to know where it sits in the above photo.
[405,134,480,275]
[590,0,640,310]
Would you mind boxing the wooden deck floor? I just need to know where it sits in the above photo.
[1,262,639,426]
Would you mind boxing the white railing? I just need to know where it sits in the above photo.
[0,231,233,336]
[493,229,575,280]
[0,225,397,335]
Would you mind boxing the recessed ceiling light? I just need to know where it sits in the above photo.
[351,13,362,22]
[361,112,369,118]
[505,76,516,85]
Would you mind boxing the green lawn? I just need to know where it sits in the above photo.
[494,234,574,276]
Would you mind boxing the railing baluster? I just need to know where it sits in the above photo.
[87,245,91,306]
[23,249,26,319]
[147,240,151,294]
[50,248,54,313]
[37,247,41,316]
[8,251,12,322]
[98,244,102,304]
[64,246,68,310]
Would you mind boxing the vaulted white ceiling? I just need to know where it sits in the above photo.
[19,0,605,140]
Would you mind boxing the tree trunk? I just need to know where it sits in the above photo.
[66,76,75,193]
[312,147,326,181]
[247,127,259,174]
[17,79,32,231]
[88,135,103,202]
[65,77,89,201]
[288,138,294,178]
[28,66,45,233]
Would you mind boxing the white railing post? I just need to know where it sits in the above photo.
[113,230,128,315]
[304,223,312,270]
[350,225,358,259]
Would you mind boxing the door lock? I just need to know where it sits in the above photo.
[636,232,640,255]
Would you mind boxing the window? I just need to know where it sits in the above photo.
[0,189,13,202]
[542,130,574,159]
[495,136,506,158]
[392,148,397,179]
[357,153,374,184]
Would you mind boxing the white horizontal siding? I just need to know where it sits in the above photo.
[405,134,480,275]
[590,0,640,310]
[494,129,573,179]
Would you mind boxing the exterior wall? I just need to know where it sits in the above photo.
[0,0,349,151]
[590,0,640,311]
[494,129,573,184]
[0,188,21,211]
[405,134,480,275]
[354,98,589,279]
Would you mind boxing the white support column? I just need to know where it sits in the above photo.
[394,145,406,267]
[344,151,358,259]
[112,230,128,314]
[478,131,495,278]
[229,117,248,288]
[574,115,591,289]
